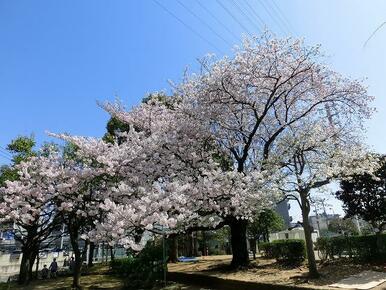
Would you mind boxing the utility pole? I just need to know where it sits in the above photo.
[313,206,321,235]
[162,226,167,287]
[354,216,362,235]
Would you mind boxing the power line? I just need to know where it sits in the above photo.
[264,0,292,34]
[243,0,266,29]
[268,0,295,35]
[176,0,234,47]
[152,0,224,54]
[215,0,254,38]
[0,150,11,159]
[0,152,12,162]
[0,145,9,152]
[196,0,241,43]
[0,146,12,158]
[230,0,262,33]
[0,145,13,162]
[256,0,288,34]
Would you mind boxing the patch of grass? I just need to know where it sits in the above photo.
[0,273,124,290]
[156,283,211,290]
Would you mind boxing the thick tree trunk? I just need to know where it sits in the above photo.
[168,235,178,263]
[19,252,32,284]
[300,193,320,278]
[69,224,89,290]
[73,252,82,290]
[71,239,82,289]
[28,247,37,281]
[88,242,95,267]
[229,218,249,268]
[18,242,38,284]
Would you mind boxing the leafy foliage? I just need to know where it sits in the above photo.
[316,234,386,261]
[336,155,386,231]
[247,209,285,242]
[111,242,164,289]
[327,218,360,236]
[0,165,18,187]
[260,239,306,266]
[7,135,36,163]
[0,136,36,186]
[103,117,131,144]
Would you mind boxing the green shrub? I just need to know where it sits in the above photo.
[111,241,164,289]
[315,233,386,262]
[260,239,306,266]
[315,237,333,260]
[110,256,137,277]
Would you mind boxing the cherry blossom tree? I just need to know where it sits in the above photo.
[51,34,374,270]
[50,145,114,289]
[176,34,374,267]
[278,115,376,277]
[0,151,62,284]
[52,99,220,244]
[51,95,274,274]
[2,142,109,289]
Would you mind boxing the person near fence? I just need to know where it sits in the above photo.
[49,258,58,278]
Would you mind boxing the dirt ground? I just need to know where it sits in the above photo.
[168,255,386,289]
[0,263,209,290]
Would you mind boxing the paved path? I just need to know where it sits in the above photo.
[330,271,386,290]
[370,281,386,290]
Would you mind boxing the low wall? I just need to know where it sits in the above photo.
[0,247,126,282]
[0,251,72,282]
[167,272,326,290]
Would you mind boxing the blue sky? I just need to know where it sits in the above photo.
[1,0,386,219]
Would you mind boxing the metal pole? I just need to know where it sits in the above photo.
[60,223,65,249]
[162,231,167,286]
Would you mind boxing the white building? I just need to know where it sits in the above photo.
[269,227,319,244]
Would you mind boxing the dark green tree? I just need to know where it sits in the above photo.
[327,218,359,236]
[0,136,35,186]
[336,155,386,249]
[0,165,18,187]
[247,209,285,258]
[7,135,36,163]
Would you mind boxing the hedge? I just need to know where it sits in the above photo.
[315,233,386,261]
[259,239,306,265]
[110,242,164,289]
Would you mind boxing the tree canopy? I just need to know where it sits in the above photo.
[248,209,285,242]
[336,155,386,232]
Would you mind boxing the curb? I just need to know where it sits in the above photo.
[167,272,331,290]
